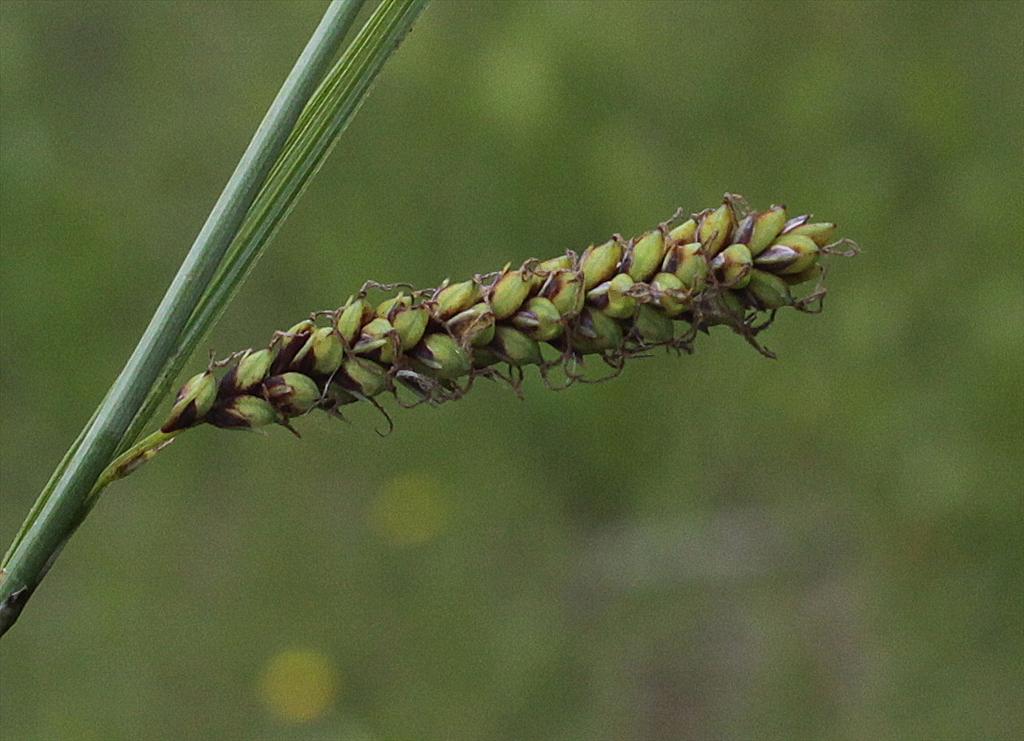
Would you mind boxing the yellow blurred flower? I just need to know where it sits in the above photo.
[368,472,447,546]
[258,648,338,723]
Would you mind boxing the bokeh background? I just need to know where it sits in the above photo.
[1,1,1021,739]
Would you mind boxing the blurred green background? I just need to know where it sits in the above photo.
[1,1,1021,739]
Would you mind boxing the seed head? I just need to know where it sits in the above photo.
[161,195,855,437]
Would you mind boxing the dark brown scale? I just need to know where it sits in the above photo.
[733,214,755,244]
[218,366,245,397]
[270,327,314,375]
[781,214,811,234]
[160,401,198,433]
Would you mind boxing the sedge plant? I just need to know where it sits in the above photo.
[0,1,855,638]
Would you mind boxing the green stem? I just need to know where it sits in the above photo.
[0,0,367,637]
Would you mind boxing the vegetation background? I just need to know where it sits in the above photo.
[1,1,1020,739]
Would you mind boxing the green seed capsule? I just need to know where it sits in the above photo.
[714,288,746,316]
[335,357,388,397]
[264,372,321,417]
[271,319,316,374]
[541,270,585,316]
[337,297,373,345]
[572,307,624,353]
[633,304,675,344]
[375,293,411,319]
[773,234,820,274]
[490,325,544,366]
[512,296,564,341]
[292,326,344,376]
[489,264,532,319]
[711,244,753,288]
[624,230,667,282]
[650,272,689,317]
[208,395,280,430]
[352,317,393,355]
[321,384,357,407]
[605,273,638,318]
[579,239,623,290]
[284,319,316,336]
[529,255,574,290]
[390,304,430,351]
[745,269,793,310]
[781,264,823,286]
[697,203,734,257]
[667,219,697,244]
[785,222,837,247]
[221,348,276,396]
[162,370,217,432]
[471,347,501,368]
[538,255,573,272]
[746,205,788,256]
[588,273,638,319]
[662,241,709,290]
[433,279,482,320]
[445,303,495,347]
[412,333,472,379]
